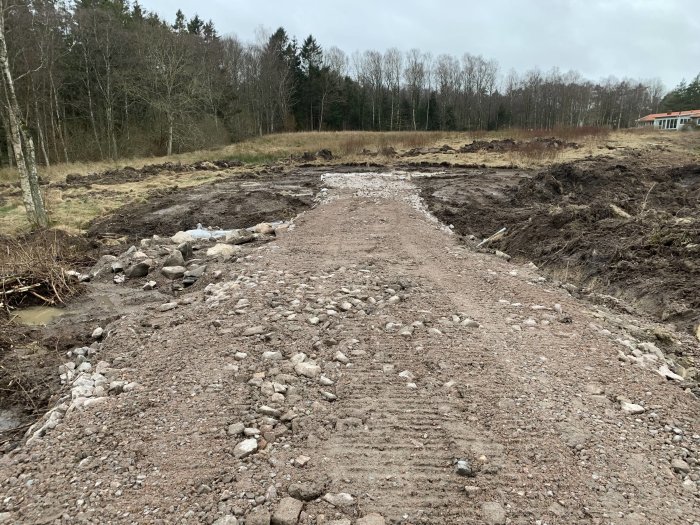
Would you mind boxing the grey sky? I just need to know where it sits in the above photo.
[140,0,699,90]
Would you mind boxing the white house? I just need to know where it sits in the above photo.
[637,110,700,130]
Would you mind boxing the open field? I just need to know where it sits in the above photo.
[2,128,697,236]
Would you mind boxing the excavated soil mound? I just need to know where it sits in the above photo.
[419,160,700,335]
[87,171,320,244]
[458,137,579,153]
[60,159,244,188]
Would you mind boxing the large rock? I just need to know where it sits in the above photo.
[271,497,303,525]
[163,249,185,267]
[287,482,324,501]
[207,243,239,258]
[171,231,195,244]
[161,266,186,279]
[125,259,153,278]
[177,242,193,260]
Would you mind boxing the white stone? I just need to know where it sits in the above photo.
[233,438,258,459]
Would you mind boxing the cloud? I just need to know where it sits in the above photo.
[140,0,698,89]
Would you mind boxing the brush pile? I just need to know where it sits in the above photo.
[0,231,91,312]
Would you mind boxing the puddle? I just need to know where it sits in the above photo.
[12,306,66,326]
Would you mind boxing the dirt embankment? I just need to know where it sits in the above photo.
[418,159,700,338]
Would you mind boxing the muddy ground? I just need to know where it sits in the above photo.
[417,158,700,340]
[87,169,320,245]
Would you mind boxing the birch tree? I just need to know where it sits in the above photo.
[0,0,47,227]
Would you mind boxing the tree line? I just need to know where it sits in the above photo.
[0,0,694,175]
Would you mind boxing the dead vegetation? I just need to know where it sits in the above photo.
[0,231,92,314]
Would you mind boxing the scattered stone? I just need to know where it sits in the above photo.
[494,250,511,261]
[207,244,239,258]
[334,351,349,364]
[161,266,186,279]
[295,362,321,378]
[233,438,258,459]
[288,482,324,501]
[159,302,178,312]
[213,516,238,525]
[263,351,284,361]
[658,365,684,381]
[271,497,303,525]
[398,370,415,381]
[91,327,104,340]
[228,423,245,436]
[243,326,266,336]
[356,514,386,525]
[321,391,337,401]
[142,280,157,290]
[183,265,206,287]
[111,261,124,273]
[620,401,645,415]
[464,485,480,497]
[258,405,281,417]
[461,319,479,328]
[322,492,355,508]
[455,459,475,477]
[481,502,506,525]
[671,458,691,474]
[293,455,311,467]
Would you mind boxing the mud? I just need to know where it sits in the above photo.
[417,158,700,338]
[87,170,320,244]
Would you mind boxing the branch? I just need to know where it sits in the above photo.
[14,63,44,83]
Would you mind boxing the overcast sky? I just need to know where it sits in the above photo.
[140,0,698,90]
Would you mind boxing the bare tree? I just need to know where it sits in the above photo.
[404,49,424,130]
[0,0,47,227]
[383,48,402,130]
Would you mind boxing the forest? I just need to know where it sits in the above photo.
[0,0,697,167]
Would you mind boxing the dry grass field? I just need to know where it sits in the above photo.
[0,128,698,235]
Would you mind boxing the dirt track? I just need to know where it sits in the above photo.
[1,172,699,524]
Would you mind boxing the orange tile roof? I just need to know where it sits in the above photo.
[638,110,700,122]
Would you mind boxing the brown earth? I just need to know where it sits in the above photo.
[87,170,320,245]
[417,158,700,341]
[0,172,698,524]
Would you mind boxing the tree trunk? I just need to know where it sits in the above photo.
[167,113,174,156]
[0,7,48,227]
[34,97,50,167]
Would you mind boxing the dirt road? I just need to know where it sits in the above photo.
[1,172,698,525]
